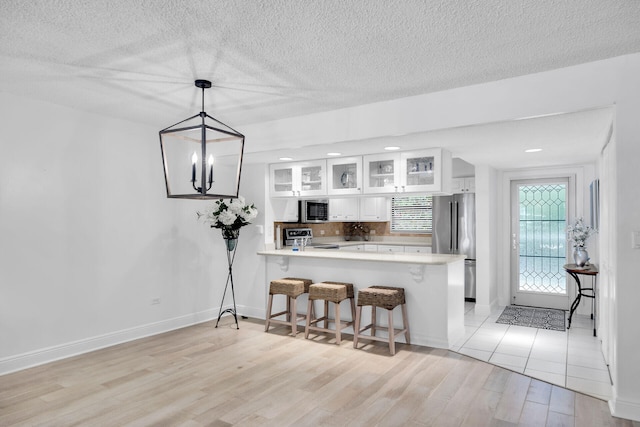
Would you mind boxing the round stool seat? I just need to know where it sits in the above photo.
[357,286,405,310]
[309,282,347,303]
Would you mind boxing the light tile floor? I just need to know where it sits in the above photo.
[450,302,612,401]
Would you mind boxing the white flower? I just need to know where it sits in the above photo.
[218,210,237,226]
[567,217,595,248]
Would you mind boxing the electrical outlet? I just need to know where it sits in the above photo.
[335,230,340,235]
[151,297,160,305]
[370,230,376,235]
[320,230,325,235]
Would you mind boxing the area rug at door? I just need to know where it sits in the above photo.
[496,306,566,331]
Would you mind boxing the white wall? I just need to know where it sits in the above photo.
[0,93,267,374]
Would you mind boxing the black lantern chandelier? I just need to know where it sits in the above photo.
[159,80,245,199]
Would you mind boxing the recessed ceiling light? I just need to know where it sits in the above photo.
[279,157,293,161]
[327,152,342,156]
[384,146,400,151]
[525,148,543,153]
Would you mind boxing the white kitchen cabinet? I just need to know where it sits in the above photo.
[400,149,452,194]
[327,157,363,195]
[329,198,359,221]
[451,177,475,193]
[340,244,364,251]
[377,245,405,253]
[359,196,389,221]
[364,244,378,252]
[269,160,327,197]
[404,246,432,253]
[364,149,452,194]
[271,198,299,222]
[363,153,401,194]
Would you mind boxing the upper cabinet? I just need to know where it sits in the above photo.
[327,156,363,195]
[269,160,327,197]
[400,149,452,194]
[363,149,452,194]
[363,153,401,194]
[451,177,475,193]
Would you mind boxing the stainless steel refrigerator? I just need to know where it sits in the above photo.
[432,193,476,300]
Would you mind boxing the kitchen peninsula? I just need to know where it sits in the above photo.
[257,247,466,349]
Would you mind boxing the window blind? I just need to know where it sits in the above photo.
[391,196,432,233]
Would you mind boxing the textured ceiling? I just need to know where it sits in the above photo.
[1,0,639,166]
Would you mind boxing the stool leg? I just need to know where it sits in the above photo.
[388,308,396,355]
[290,296,297,337]
[349,297,356,326]
[371,306,377,336]
[265,294,274,332]
[305,299,313,339]
[286,296,291,323]
[401,303,411,344]
[323,300,329,329]
[334,301,341,345]
[354,306,362,348]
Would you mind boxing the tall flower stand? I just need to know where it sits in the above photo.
[215,233,240,329]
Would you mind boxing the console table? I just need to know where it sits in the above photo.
[563,263,598,336]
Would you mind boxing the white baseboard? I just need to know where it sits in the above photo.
[0,304,265,376]
[609,393,640,422]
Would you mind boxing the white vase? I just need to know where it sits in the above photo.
[573,247,590,267]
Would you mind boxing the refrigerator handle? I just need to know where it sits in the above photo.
[448,201,453,251]
[454,200,459,252]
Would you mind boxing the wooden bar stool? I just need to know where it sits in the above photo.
[304,281,356,345]
[353,286,410,355]
[265,277,313,336]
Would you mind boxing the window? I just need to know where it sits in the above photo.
[391,195,432,233]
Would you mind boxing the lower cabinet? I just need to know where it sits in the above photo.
[377,245,404,253]
[404,246,432,254]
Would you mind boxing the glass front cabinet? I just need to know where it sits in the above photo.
[400,149,452,194]
[269,160,327,197]
[363,149,452,194]
[327,156,363,195]
[362,153,401,194]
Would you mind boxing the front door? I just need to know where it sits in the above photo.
[510,179,570,309]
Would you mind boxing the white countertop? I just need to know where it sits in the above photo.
[257,248,465,265]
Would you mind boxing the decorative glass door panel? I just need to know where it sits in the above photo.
[511,179,569,309]
[327,156,362,195]
[363,153,400,194]
[404,155,435,187]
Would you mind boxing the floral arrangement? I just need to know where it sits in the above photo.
[197,196,258,240]
[566,217,595,248]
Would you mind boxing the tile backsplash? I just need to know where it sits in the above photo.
[273,221,430,241]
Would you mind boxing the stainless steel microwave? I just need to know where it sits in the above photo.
[299,199,329,223]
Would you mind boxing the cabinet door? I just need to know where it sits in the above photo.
[271,199,299,222]
[329,198,359,221]
[452,177,475,193]
[359,197,389,221]
[270,163,299,197]
[364,244,378,252]
[400,149,452,194]
[298,160,327,197]
[363,153,401,194]
[404,246,432,253]
[341,244,364,252]
[377,245,404,253]
[327,157,362,195]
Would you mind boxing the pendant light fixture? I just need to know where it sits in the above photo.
[159,79,245,199]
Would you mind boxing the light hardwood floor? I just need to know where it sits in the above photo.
[1,317,637,427]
